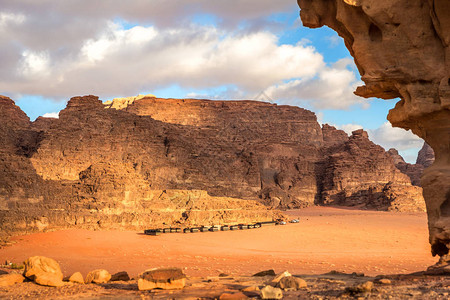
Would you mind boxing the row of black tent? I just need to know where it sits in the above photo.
[144,221,278,236]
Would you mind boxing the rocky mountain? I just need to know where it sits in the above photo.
[319,129,425,211]
[416,143,435,169]
[387,143,435,187]
[0,94,427,238]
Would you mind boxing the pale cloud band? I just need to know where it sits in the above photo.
[5,23,327,99]
[1,0,363,112]
[0,0,423,159]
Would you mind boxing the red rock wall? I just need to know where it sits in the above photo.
[0,95,425,239]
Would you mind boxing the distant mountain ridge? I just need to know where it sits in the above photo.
[0,95,429,238]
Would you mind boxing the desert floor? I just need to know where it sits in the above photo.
[0,206,437,279]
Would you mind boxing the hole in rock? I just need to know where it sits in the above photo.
[369,23,382,42]
[432,241,449,257]
[440,190,450,217]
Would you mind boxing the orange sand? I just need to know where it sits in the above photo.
[0,207,437,278]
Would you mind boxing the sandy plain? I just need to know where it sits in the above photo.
[0,206,437,279]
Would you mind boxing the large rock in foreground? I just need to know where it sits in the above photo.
[85,269,111,284]
[298,0,449,255]
[23,256,64,287]
[138,268,186,290]
[0,273,25,287]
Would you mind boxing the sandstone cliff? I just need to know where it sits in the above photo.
[0,96,282,240]
[298,0,449,256]
[0,95,425,239]
[320,129,425,212]
[106,96,324,208]
[387,148,423,186]
[387,143,436,187]
[417,142,435,169]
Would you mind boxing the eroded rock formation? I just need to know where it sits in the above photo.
[320,129,425,211]
[0,96,280,240]
[417,142,436,169]
[107,96,324,208]
[0,95,425,239]
[387,143,436,186]
[298,0,450,255]
[387,148,423,186]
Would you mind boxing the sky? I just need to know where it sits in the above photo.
[0,0,423,162]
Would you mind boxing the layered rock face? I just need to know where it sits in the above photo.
[387,143,435,186]
[298,0,449,255]
[0,95,425,238]
[319,129,425,212]
[0,96,279,239]
[107,96,324,208]
[417,143,435,169]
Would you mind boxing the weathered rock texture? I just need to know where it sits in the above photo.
[417,142,436,169]
[85,269,111,284]
[138,268,186,290]
[298,0,449,255]
[387,143,435,186]
[0,95,424,238]
[107,96,324,208]
[388,148,423,186]
[23,256,64,287]
[319,129,425,212]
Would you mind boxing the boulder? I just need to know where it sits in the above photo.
[23,256,63,287]
[0,273,25,287]
[85,269,111,284]
[377,279,391,285]
[271,271,291,284]
[345,281,373,295]
[34,273,64,287]
[277,276,307,290]
[138,268,186,291]
[67,272,84,284]
[252,269,276,277]
[425,254,450,275]
[260,285,283,300]
[110,271,130,281]
[241,285,260,292]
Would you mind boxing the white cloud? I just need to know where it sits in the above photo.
[81,23,158,63]
[368,122,423,151]
[264,58,365,110]
[42,112,59,118]
[19,50,50,77]
[316,111,324,125]
[2,23,327,99]
[325,35,341,48]
[0,0,366,114]
[0,12,25,28]
[1,1,295,29]
[1,0,368,117]
[338,123,363,135]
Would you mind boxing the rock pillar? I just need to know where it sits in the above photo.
[297,0,450,256]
